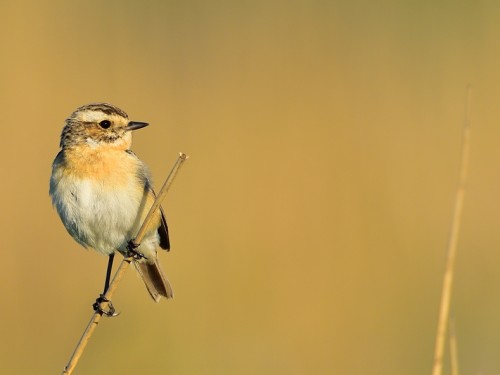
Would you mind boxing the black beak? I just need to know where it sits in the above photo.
[127,121,149,131]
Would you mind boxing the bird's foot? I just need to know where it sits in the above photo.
[93,294,119,317]
[126,240,147,260]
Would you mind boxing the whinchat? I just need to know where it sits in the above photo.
[50,103,173,309]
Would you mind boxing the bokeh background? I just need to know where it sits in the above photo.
[1,1,499,374]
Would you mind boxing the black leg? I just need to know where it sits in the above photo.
[92,253,118,317]
[103,253,115,294]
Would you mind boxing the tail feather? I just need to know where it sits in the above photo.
[134,260,174,301]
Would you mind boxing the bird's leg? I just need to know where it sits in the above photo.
[103,252,115,294]
[92,253,119,317]
[126,240,147,260]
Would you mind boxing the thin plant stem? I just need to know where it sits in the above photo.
[431,87,471,375]
[61,152,189,375]
[449,317,460,375]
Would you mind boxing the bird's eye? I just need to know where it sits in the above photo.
[99,120,111,129]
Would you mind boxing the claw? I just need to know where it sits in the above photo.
[93,294,119,317]
[126,240,147,260]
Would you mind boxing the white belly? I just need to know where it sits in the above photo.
[51,176,148,256]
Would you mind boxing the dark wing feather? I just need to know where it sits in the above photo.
[127,150,171,251]
[158,205,170,251]
[150,187,170,251]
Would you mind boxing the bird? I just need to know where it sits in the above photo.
[50,103,173,313]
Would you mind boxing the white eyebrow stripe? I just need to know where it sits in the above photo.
[79,110,109,123]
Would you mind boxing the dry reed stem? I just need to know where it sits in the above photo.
[449,317,460,375]
[61,152,189,375]
[431,87,471,375]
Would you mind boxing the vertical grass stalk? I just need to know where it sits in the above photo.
[431,87,471,375]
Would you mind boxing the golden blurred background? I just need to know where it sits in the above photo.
[1,1,499,374]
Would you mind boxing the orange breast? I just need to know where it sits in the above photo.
[63,145,140,188]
